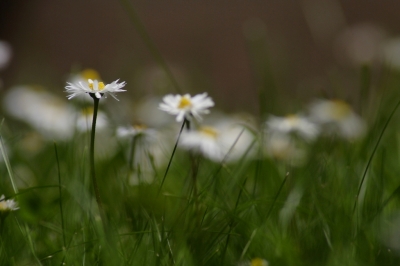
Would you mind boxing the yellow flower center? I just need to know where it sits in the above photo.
[331,100,351,120]
[81,107,94,116]
[286,114,299,126]
[88,80,105,91]
[200,126,218,139]
[251,258,268,266]
[0,201,8,211]
[133,124,147,131]
[81,69,100,80]
[178,96,192,109]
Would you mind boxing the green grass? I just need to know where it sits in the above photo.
[1,91,400,265]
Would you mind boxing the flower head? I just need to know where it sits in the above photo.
[65,79,126,100]
[159,93,214,122]
[180,118,255,162]
[309,99,366,140]
[0,195,19,213]
[3,85,76,140]
[116,124,157,139]
[266,114,319,141]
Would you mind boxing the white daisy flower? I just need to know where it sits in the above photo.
[264,132,306,165]
[117,125,170,185]
[309,99,366,140]
[65,79,126,100]
[159,93,214,122]
[116,124,156,139]
[66,69,102,102]
[3,85,77,140]
[238,258,269,266]
[266,114,319,141]
[180,119,255,162]
[0,195,19,212]
[180,126,225,162]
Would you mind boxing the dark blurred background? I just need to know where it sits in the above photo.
[1,0,399,114]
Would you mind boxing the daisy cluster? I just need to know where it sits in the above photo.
[157,93,366,166]
[264,99,366,164]
[158,93,256,163]
[1,68,367,188]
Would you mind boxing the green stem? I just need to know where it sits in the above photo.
[54,143,66,248]
[90,95,107,228]
[158,119,186,195]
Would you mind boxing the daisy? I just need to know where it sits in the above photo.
[0,195,19,213]
[116,124,156,139]
[65,79,126,100]
[309,99,366,140]
[180,118,255,162]
[238,258,269,266]
[266,114,319,141]
[3,85,76,140]
[66,68,102,102]
[264,132,306,165]
[117,124,169,185]
[180,126,225,162]
[159,93,214,122]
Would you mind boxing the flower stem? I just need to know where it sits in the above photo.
[90,95,107,228]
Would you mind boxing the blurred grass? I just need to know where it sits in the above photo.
[2,92,400,265]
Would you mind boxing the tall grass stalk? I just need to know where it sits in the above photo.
[353,98,400,218]
[0,134,18,195]
[158,119,187,194]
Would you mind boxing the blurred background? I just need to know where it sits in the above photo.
[1,0,400,114]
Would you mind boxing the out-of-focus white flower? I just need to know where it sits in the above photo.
[250,258,269,266]
[180,126,225,162]
[116,124,157,139]
[159,93,214,122]
[381,37,400,70]
[76,107,109,132]
[68,69,101,84]
[65,79,126,100]
[309,99,366,140]
[0,195,19,212]
[238,258,269,266]
[3,86,76,140]
[0,41,12,71]
[264,133,306,165]
[117,125,170,185]
[334,23,386,66]
[180,118,255,162]
[266,114,319,141]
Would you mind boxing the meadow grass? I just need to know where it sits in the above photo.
[1,79,400,266]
